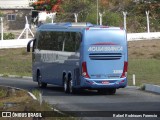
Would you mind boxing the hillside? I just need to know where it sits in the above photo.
[128,40,160,85]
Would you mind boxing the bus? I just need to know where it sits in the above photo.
[27,22,128,95]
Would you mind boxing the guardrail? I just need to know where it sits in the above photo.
[0,32,160,49]
[0,38,32,49]
[127,32,160,41]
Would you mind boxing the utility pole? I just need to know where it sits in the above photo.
[0,17,3,40]
[97,0,99,25]
[123,11,127,30]
[146,11,150,33]
[51,12,56,23]
[99,12,103,25]
[26,16,28,39]
[74,13,78,23]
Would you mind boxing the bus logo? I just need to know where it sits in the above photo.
[88,46,123,52]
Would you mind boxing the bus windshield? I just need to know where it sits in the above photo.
[85,29,126,46]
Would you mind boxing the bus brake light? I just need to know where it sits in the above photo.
[82,62,90,78]
[86,27,90,30]
[121,61,128,78]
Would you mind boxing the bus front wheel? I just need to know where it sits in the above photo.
[37,72,47,88]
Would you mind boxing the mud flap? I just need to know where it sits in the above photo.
[74,68,80,86]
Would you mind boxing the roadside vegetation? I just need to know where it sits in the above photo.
[0,87,75,120]
[0,48,32,77]
[0,40,160,86]
[0,33,15,40]
[128,40,160,86]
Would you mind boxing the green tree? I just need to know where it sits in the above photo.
[31,0,160,32]
[0,11,3,17]
[56,0,96,23]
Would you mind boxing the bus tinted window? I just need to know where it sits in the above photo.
[38,31,45,50]
[75,32,81,51]
[37,31,81,52]
[64,32,81,52]
[64,32,75,52]
[38,31,63,51]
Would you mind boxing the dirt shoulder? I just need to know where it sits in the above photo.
[128,39,160,59]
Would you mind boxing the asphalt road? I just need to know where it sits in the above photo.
[0,77,160,120]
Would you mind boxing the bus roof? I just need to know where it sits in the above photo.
[38,22,124,31]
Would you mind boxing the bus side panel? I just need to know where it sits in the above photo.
[32,29,83,87]
[33,50,80,86]
[32,50,42,82]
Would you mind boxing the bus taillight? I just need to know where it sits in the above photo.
[121,61,128,78]
[82,62,90,78]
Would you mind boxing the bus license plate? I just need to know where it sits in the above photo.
[102,81,109,84]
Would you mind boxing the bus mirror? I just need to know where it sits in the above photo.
[27,39,34,52]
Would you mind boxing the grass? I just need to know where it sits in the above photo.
[0,48,32,77]
[0,88,31,104]
[128,59,160,86]
[0,40,160,86]
[0,88,7,98]
[0,87,75,120]
[127,40,160,86]
[31,89,41,98]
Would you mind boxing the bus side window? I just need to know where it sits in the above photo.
[64,32,81,52]
[57,32,63,51]
[44,32,51,50]
[32,39,36,52]
[64,32,74,52]
[50,32,57,50]
[75,33,81,52]
[49,32,63,51]
[34,32,40,50]
[37,31,45,50]
[62,32,68,51]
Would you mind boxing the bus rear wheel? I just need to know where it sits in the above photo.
[64,78,69,93]
[69,79,77,94]
[37,72,47,88]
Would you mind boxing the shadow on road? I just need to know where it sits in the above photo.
[35,85,122,97]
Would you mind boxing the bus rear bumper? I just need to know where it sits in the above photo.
[78,77,127,89]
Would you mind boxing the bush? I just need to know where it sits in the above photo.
[0,33,15,40]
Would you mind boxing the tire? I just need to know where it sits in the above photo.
[68,79,77,94]
[37,72,47,88]
[64,77,69,93]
